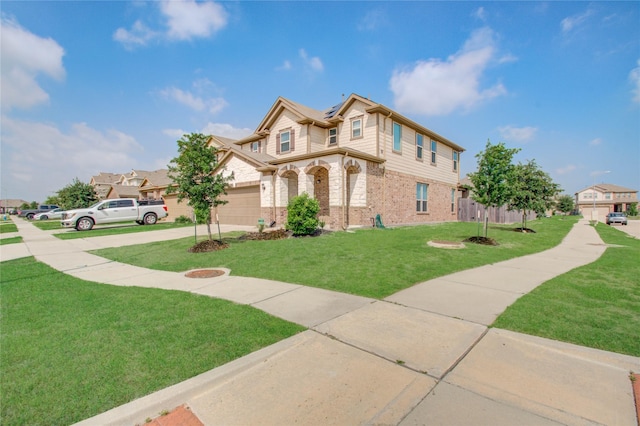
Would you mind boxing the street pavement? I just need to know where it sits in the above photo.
[1,216,638,425]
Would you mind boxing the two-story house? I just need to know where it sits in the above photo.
[200,94,464,229]
[575,183,638,220]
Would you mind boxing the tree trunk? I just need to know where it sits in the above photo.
[483,209,489,238]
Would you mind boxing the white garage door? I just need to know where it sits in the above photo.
[215,186,261,226]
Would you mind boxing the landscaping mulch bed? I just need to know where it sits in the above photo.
[239,229,291,241]
[188,239,229,253]
[463,236,499,246]
[514,227,537,233]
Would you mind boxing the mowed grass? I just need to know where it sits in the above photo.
[0,237,22,245]
[93,216,578,299]
[0,223,18,233]
[52,221,191,238]
[493,224,640,357]
[0,258,305,426]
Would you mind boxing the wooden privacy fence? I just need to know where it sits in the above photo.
[457,198,537,224]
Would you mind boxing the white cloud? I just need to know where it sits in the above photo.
[589,137,603,146]
[299,49,324,72]
[276,60,292,71]
[160,0,228,41]
[201,123,253,140]
[555,164,577,175]
[358,9,386,31]
[474,7,487,22]
[113,1,227,49]
[113,20,157,50]
[561,9,594,33]
[160,86,228,115]
[498,125,538,143]
[390,27,508,116]
[0,16,65,111]
[0,116,142,201]
[163,128,188,139]
[630,59,640,104]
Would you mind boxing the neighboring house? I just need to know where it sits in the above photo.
[89,172,122,199]
[201,93,464,228]
[575,183,638,220]
[0,199,29,212]
[105,184,142,199]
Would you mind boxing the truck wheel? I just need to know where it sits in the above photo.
[143,213,157,225]
[76,217,94,231]
[26,213,35,220]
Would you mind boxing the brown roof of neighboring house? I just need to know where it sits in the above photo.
[576,183,638,194]
[0,199,30,208]
[91,172,122,184]
[107,184,141,198]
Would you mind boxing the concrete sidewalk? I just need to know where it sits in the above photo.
[3,217,638,425]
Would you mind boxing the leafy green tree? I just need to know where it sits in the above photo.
[556,194,575,215]
[29,201,38,209]
[467,140,521,237]
[44,195,61,206]
[285,193,320,236]
[627,202,638,217]
[508,160,560,229]
[56,178,98,210]
[167,133,234,241]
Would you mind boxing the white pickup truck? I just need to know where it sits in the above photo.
[61,198,168,231]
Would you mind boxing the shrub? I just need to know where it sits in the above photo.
[174,215,193,224]
[285,193,319,236]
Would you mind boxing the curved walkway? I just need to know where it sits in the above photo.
[2,217,638,425]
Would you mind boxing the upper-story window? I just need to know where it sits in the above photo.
[393,122,402,152]
[452,151,458,171]
[431,140,437,164]
[277,129,294,154]
[251,141,260,153]
[416,134,424,160]
[351,117,362,139]
[328,128,338,145]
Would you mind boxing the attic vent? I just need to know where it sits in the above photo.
[324,101,344,119]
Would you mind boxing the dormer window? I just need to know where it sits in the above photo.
[251,141,260,153]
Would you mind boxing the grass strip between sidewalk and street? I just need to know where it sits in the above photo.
[0,257,305,426]
[93,216,578,299]
[29,219,192,237]
[0,236,22,245]
[493,224,640,357]
[0,223,18,233]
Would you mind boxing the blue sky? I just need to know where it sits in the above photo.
[1,1,639,203]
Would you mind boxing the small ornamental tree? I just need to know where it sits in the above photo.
[467,140,520,237]
[167,133,234,241]
[556,195,575,215]
[508,160,560,229]
[285,192,320,236]
[627,202,638,217]
[56,178,98,210]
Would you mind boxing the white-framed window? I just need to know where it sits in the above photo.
[416,134,424,160]
[452,151,458,171]
[351,117,362,139]
[417,183,428,212]
[393,122,402,152]
[328,127,338,145]
[277,129,294,154]
[251,141,260,153]
[451,188,456,213]
[431,140,437,164]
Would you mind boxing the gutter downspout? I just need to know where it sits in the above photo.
[341,153,349,230]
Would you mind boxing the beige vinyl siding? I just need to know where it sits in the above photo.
[309,125,329,153]
[380,118,459,185]
[267,111,301,158]
[341,100,378,157]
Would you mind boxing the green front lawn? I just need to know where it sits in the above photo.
[0,258,304,425]
[493,224,640,357]
[93,216,578,299]
[0,223,18,233]
[0,237,22,245]
[52,221,192,239]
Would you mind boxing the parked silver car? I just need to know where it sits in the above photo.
[605,212,627,226]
